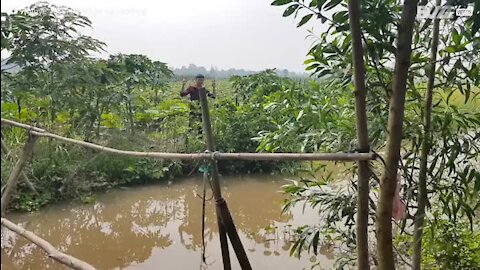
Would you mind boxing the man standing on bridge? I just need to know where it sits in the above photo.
[180,74,216,134]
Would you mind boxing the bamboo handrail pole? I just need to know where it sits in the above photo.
[1,218,96,270]
[1,118,45,132]
[29,131,207,160]
[215,152,375,161]
[21,131,377,161]
[3,118,377,161]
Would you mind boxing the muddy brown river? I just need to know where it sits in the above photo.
[1,175,334,270]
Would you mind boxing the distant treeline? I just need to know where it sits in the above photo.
[1,59,309,79]
[172,64,308,79]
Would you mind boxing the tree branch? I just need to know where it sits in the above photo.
[296,2,336,25]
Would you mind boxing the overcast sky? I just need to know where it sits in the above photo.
[2,0,328,73]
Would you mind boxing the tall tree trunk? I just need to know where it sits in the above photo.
[50,98,57,126]
[347,0,371,268]
[412,2,441,268]
[154,87,159,106]
[126,85,135,135]
[85,97,101,141]
[127,100,134,135]
[96,105,105,138]
[376,0,418,268]
[16,97,21,121]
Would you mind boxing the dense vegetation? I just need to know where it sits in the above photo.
[270,0,480,269]
[1,1,480,269]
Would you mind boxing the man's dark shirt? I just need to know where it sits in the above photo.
[180,86,215,101]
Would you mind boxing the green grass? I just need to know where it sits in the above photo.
[435,86,480,113]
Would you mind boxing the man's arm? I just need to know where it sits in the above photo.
[206,89,216,99]
[206,80,216,99]
[180,79,190,97]
[180,87,191,97]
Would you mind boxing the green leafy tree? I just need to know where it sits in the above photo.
[53,59,121,140]
[1,1,105,125]
[106,54,154,134]
[272,0,480,268]
[149,61,173,106]
[1,2,105,68]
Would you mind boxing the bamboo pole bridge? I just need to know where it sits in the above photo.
[0,88,377,270]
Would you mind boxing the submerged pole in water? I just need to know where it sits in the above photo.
[198,87,252,270]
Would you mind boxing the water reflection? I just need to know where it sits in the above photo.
[1,175,333,269]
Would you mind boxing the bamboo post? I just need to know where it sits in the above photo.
[1,137,37,194]
[1,133,38,214]
[198,87,252,270]
[198,87,232,270]
[347,0,371,267]
[216,207,232,270]
[1,218,96,270]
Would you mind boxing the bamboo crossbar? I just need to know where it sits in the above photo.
[1,118,45,132]
[1,118,376,162]
[1,218,96,270]
[213,152,374,161]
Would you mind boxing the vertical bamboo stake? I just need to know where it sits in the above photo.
[347,0,371,267]
[216,205,231,270]
[199,86,231,270]
[1,133,38,214]
[1,138,37,194]
[198,87,252,270]
[412,1,441,268]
